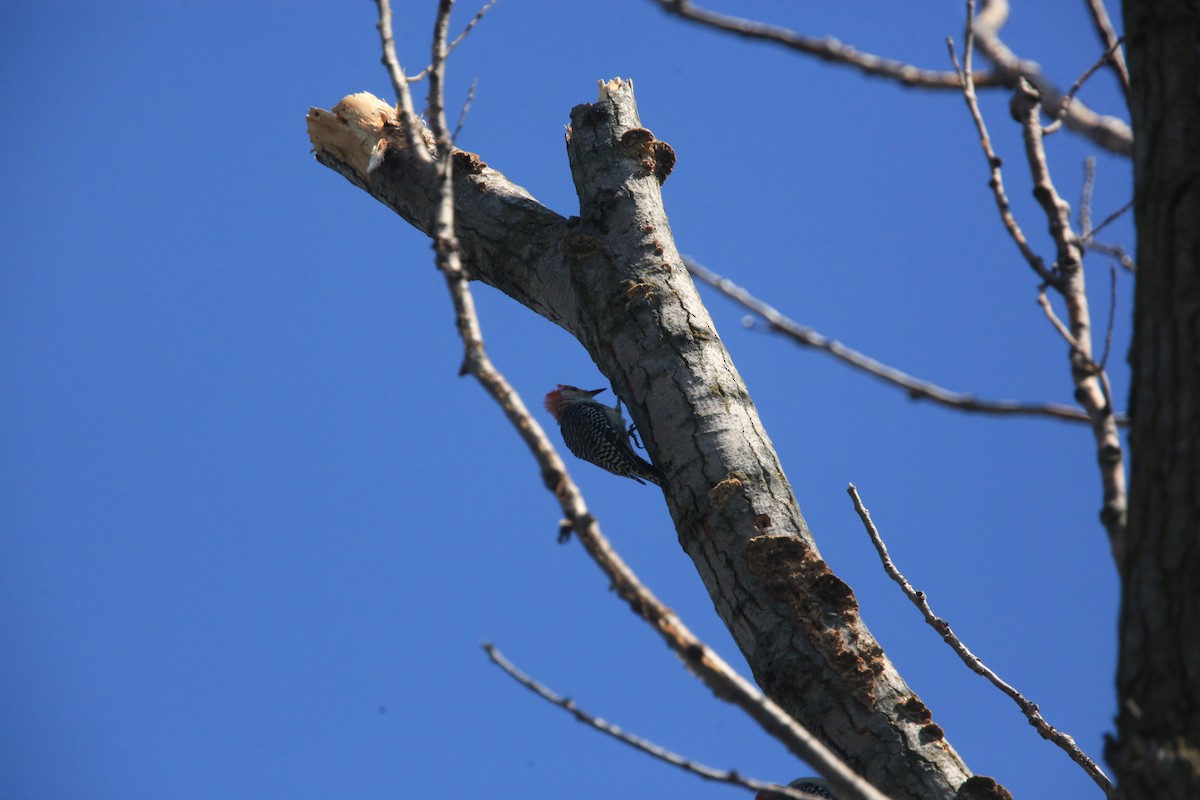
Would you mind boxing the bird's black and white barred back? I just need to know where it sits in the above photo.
[544,385,668,489]
[755,778,836,800]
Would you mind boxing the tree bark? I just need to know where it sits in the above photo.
[307,82,977,798]
[1110,2,1200,798]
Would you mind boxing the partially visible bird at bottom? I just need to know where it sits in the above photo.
[543,384,668,489]
[755,777,836,800]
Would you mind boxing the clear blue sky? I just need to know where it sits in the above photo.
[2,2,1133,799]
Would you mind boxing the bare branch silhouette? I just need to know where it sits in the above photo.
[1042,36,1126,135]
[947,2,1129,559]
[847,485,1115,795]
[1081,157,1136,272]
[1082,0,1130,99]
[374,0,434,158]
[653,0,1001,89]
[1010,77,1128,560]
[483,644,851,800]
[685,258,1126,427]
[947,34,1056,285]
[652,0,1132,155]
[409,0,499,82]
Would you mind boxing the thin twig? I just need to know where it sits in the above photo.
[1087,200,1134,242]
[373,0,432,160]
[654,0,1002,89]
[952,4,1129,554]
[452,78,479,145]
[427,0,456,151]
[1086,238,1136,272]
[1036,288,1087,362]
[425,0,485,386]
[1099,265,1116,370]
[408,0,499,81]
[1080,157,1097,236]
[1011,78,1128,559]
[947,29,1057,286]
[483,645,836,800]
[657,0,1131,154]
[1082,0,1130,100]
[685,258,1127,426]
[846,485,1115,796]
[1080,158,1136,272]
[1079,160,1122,370]
[374,0,408,106]
[1042,36,1125,135]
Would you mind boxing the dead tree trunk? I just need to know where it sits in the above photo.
[307,81,975,799]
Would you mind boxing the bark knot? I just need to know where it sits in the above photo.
[451,150,487,175]
[559,231,604,261]
[707,477,743,508]
[619,127,676,184]
[954,776,1013,800]
[622,280,656,306]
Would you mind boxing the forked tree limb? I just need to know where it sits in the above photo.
[1010,79,1128,562]
[308,81,978,799]
[972,0,1131,154]
[653,0,1132,156]
[410,6,887,794]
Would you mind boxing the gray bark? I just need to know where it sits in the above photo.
[308,81,977,799]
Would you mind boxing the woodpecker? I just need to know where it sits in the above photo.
[755,778,836,800]
[543,384,668,489]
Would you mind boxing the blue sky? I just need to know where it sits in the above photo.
[2,2,1133,799]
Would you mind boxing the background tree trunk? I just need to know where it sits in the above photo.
[1110,2,1200,798]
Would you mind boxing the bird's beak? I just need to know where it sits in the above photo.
[587,388,607,397]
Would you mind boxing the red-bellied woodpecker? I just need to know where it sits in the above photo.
[543,384,668,489]
[755,778,835,800]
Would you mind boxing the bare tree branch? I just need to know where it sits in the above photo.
[653,0,1002,89]
[452,78,479,145]
[1081,156,1097,236]
[1037,288,1086,358]
[544,496,891,800]
[1087,200,1134,243]
[374,0,409,108]
[483,644,847,800]
[1042,36,1126,135]
[409,0,499,82]
[1083,239,1136,272]
[1010,78,1128,561]
[846,485,1116,796]
[1099,265,1117,370]
[1080,158,1136,272]
[427,0,455,146]
[1082,0,1130,100]
[652,0,1131,155]
[973,0,1132,155]
[947,7,1130,559]
[373,0,432,160]
[685,258,1127,427]
[947,32,1057,285]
